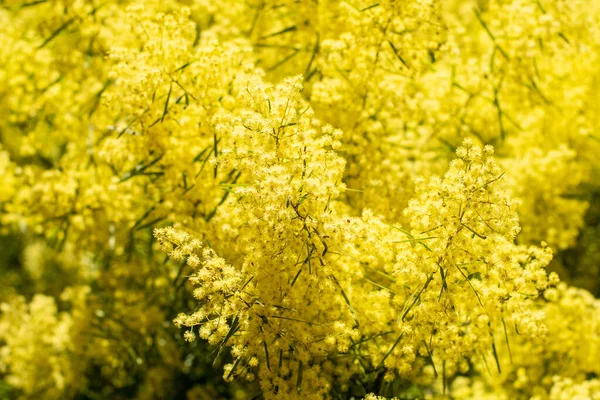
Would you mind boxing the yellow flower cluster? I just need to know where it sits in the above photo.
[475,284,600,399]
[0,291,87,399]
[0,0,599,399]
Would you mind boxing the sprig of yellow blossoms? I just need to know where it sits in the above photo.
[0,0,599,399]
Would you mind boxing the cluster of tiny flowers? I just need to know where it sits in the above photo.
[0,0,599,399]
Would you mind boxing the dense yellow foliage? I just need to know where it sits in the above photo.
[0,0,599,399]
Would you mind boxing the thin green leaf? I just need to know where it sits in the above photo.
[161,83,173,123]
[261,25,297,39]
[491,339,502,374]
[39,18,75,48]
[455,264,483,306]
[387,39,410,69]
[226,357,241,380]
[502,315,513,363]
[263,341,271,371]
[376,333,403,369]
[402,274,434,321]
[296,361,303,393]
[331,274,360,327]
